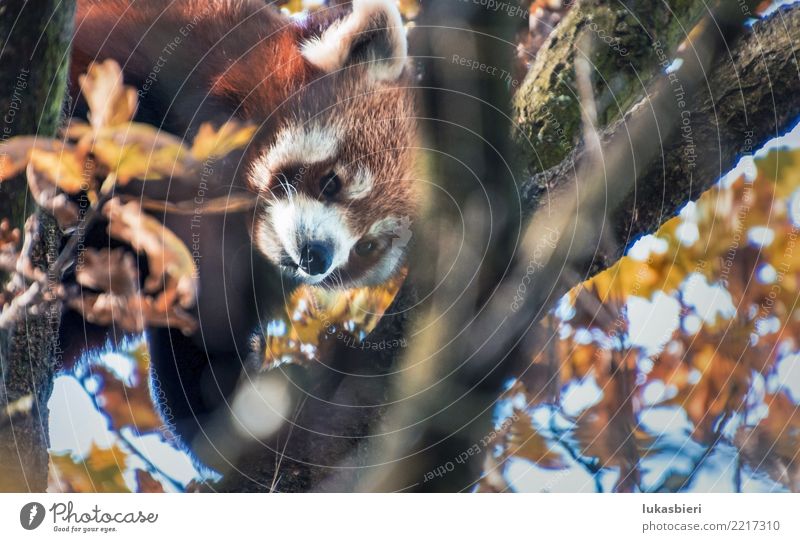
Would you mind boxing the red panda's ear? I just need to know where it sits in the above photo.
[300,0,407,81]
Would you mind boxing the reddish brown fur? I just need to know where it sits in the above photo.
[72,0,314,128]
[72,0,418,287]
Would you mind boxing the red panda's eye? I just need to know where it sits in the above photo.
[320,172,341,198]
[355,239,377,257]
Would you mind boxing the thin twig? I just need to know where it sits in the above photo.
[51,188,113,279]
[653,407,736,493]
[74,372,186,492]
[548,408,604,493]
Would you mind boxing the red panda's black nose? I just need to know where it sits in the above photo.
[299,242,333,276]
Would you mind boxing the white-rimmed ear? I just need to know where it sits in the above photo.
[300,0,407,81]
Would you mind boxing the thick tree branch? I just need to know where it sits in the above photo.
[524,2,800,271]
[513,0,710,173]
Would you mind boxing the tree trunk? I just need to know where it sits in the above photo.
[0,0,75,492]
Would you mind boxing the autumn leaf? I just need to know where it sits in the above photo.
[92,364,163,433]
[69,291,198,335]
[506,411,566,469]
[28,148,89,194]
[79,59,138,131]
[398,0,420,19]
[736,392,800,492]
[676,344,748,442]
[68,244,197,335]
[190,121,257,162]
[62,119,94,141]
[89,122,191,184]
[564,343,610,381]
[69,248,151,333]
[25,162,81,230]
[0,137,71,182]
[75,248,139,295]
[103,199,197,310]
[0,219,20,251]
[86,340,164,433]
[277,0,305,14]
[135,470,166,493]
[261,272,404,369]
[50,444,130,493]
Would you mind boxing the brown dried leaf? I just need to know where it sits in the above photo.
[507,411,566,469]
[678,345,749,442]
[68,242,196,335]
[75,248,138,296]
[573,358,650,478]
[103,199,197,309]
[79,59,138,130]
[0,219,20,250]
[135,470,165,493]
[25,162,81,230]
[736,392,800,492]
[92,364,163,433]
[68,290,197,335]
[68,290,145,332]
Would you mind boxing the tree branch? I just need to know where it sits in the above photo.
[513,0,711,173]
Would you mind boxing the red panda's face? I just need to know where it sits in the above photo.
[246,0,417,288]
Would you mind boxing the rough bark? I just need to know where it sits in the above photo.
[0,0,75,492]
[524,2,800,273]
[513,0,709,173]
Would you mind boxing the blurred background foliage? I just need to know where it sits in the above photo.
[488,145,800,493]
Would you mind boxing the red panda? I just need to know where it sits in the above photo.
[67,0,418,470]
[72,0,417,287]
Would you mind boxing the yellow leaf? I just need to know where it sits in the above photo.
[190,122,257,161]
[28,148,89,194]
[1,137,69,183]
[91,122,190,184]
[50,443,130,493]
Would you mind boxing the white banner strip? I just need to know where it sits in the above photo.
[1,493,798,541]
